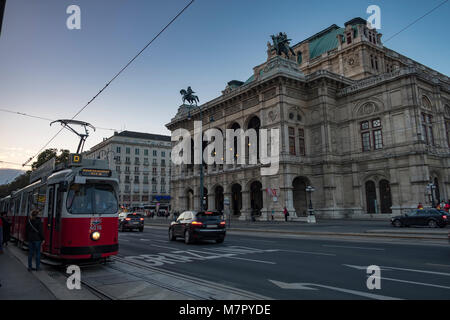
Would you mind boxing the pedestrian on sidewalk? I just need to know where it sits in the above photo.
[1,212,11,247]
[417,202,424,210]
[283,207,289,222]
[26,210,45,271]
[444,200,450,213]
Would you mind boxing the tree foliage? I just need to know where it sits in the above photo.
[0,149,70,198]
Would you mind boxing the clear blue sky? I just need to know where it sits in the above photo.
[0,0,449,169]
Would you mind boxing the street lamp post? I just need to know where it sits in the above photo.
[305,185,316,223]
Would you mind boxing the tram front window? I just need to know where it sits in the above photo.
[67,183,118,214]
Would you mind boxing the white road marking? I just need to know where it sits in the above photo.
[344,264,450,277]
[225,256,276,264]
[426,263,450,268]
[382,277,450,290]
[323,245,385,251]
[269,280,401,300]
[150,244,180,250]
[140,239,150,241]
[281,249,336,256]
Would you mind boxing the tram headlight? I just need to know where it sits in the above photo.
[91,231,101,241]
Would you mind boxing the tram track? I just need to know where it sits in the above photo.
[110,255,271,300]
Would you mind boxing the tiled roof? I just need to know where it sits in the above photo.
[308,26,344,59]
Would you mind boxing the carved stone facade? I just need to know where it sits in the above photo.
[166,17,450,220]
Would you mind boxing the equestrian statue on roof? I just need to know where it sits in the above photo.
[270,32,297,59]
[180,86,200,106]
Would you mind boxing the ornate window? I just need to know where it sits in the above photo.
[298,128,306,156]
[421,113,434,145]
[361,118,383,151]
[288,127,296,155]
[446,119,450,148]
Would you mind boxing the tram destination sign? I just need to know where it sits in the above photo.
[80,169,112,177]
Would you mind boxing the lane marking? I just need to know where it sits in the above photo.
[382,277,450,290]
[281,249,336,256]
[140,239,150,241]
[323,245,385,251]
[345,264,450,277]
[269,280,401,300]
[225,256,276,264]
[426,263,450,268]
[150,244,180,250]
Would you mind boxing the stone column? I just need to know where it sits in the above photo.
[239,191,251,221]
[208,192,215,211]
[282,186,296,217]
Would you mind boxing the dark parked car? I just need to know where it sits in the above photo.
[119,212,144,232]
[169,211,226,244]
[391,209,448,228]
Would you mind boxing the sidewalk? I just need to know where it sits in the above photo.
[0,246,55,300]
[143,217,450,240]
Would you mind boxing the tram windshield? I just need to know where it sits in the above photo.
[67,183,118,214]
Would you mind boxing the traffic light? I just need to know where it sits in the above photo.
[0,0,5,36]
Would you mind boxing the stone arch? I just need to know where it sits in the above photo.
[213,185,224,213]
[353,97,384,119]
[247,180,263,216]
[230,183,242,216]
[379,180,392,213]
[421,95,433,111]
[292,176,310,217]
[444,104,450,118]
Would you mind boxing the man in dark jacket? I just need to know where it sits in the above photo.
[26,210,45,271]
[1,212,11,247]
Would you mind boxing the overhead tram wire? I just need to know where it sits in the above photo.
[21,0,195,167]
[0,160,31,167]
[0,108,117,131]
[384,0,449,43]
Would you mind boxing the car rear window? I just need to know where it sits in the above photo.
[196,212,223,222]
[127,213,143,218]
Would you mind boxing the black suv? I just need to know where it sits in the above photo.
[169,211,226,244]
[119,212,144,232]
[391,208,448,228]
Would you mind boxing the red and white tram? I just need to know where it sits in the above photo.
[0,155,119,260]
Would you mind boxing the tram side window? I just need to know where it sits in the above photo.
[30,187,47,216]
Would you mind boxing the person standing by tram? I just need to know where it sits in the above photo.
[1,211,10,247]
[26,210,45,271]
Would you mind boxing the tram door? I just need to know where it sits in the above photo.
[45,185,63,255]
[44,186,55,254]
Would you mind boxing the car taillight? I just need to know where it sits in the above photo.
[443,215,447,220]
[140,218,144,221]
[191,221,203,226]
[125,218,131,221]
[220,221,226,226]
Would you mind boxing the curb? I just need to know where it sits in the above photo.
[144,223,447,240]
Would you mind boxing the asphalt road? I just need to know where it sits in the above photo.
[116,225,450,300]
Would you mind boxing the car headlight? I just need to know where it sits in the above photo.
[91,231,101,241]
